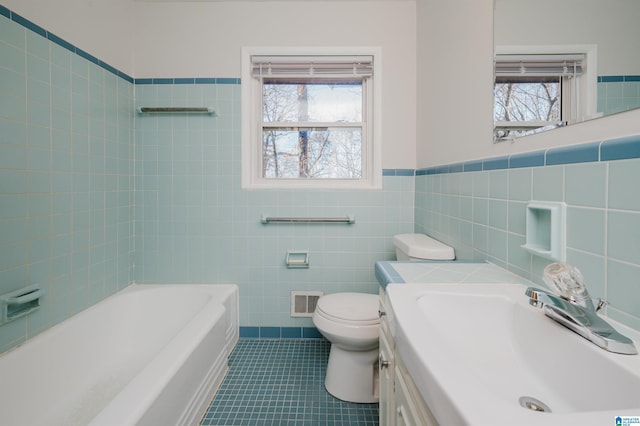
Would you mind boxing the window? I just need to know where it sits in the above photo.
[494,46,597,141]
[242,48,382,189]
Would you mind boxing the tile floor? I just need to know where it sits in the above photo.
[200,339,379,425]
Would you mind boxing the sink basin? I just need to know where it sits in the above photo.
[386,283,640,426]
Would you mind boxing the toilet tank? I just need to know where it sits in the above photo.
[393,233,455,261]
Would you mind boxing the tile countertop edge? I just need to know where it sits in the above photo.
[375,260,488,288]
[375,261,406,287]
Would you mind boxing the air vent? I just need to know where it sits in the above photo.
[291,291,324,317]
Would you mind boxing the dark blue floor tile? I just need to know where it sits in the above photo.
[201,339,379,425]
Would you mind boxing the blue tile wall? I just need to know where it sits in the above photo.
[545,142,600,165]
[1,6,414,355]
[240,325,323,339]
[415,135,640,332]
[133,82,415,328]
[0,10,133,353]
[509,151,545,169]
[598,76,640,116]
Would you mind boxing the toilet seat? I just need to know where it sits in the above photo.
[315,293,379,326]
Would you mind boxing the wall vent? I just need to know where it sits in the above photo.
[291,291,324,317]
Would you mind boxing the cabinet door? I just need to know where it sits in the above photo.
[379,328,395,426]
[395,362,440,426]
[394,366,423,426]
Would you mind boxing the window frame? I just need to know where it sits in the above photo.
[493,45,598,141]
[241,46,382,190]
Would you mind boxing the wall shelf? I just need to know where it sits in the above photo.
[521,201,566,262]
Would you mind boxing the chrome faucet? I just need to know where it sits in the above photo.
[525,263,637,355]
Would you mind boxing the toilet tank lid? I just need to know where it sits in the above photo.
[393,233,455,260]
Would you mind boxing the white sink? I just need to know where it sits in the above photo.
[386,283,640,426]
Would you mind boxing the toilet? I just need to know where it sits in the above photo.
[312,233,454,403]
[313,292,380,403]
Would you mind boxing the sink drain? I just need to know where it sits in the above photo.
[519,396,551,413]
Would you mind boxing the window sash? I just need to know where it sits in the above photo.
[261,127,364,179]
[494,53,585,140]
[493,77,566,141]
[241,47,382,190]
[262,122,364,129]
[258,72,369,180]
[259,117,368,180]
[260,78,365,125]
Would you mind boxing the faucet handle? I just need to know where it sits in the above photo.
[543,263,591,303]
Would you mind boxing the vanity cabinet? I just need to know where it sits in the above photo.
[379,288,439,426]
[394,359,439,426]
[378,290,396,426]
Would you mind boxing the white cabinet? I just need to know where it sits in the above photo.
[379,287,439,426]
[379,291,396,426]
[394,360,439,426]
[395,365,422,426]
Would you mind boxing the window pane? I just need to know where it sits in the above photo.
[494,81,561,122]
[262,127,362,179]
[263,80,362,123]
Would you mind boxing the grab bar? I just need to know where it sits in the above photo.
[136,107,217,115]
[261,215,355,224]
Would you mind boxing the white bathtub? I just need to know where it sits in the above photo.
[0,283,238,426]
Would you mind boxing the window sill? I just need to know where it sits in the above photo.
[242,177,382,191]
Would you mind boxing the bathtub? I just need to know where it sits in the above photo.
[0,283,238,426]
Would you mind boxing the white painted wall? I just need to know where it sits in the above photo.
[416,0,640,168]
[495,0,640,75]
[3,0,417,169]
[416,0,495,168]
[6,0,638,169]
[130,1,417,169]
[3,0,135,75]
[487,0,640,162]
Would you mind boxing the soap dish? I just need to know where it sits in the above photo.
[521,201,566,261]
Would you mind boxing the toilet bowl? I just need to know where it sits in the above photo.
[313,233,454,403]
[313,292,380,403]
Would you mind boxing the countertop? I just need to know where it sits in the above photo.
[375,260,532,289]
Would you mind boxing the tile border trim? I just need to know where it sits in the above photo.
[417,134,640,175]
[382,169,415,176]
[134,77,241,85]
[1,5,134,83]
[598,75,640,83]
[240,326,323,339]
[1,5,240,85]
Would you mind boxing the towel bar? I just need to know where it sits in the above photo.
[261,215,355,224]
[136,107,216,115]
